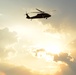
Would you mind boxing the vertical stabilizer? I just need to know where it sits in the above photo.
[26,13,30,19]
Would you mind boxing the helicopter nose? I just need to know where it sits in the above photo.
[49,14,51,17]
[47,14,51,17]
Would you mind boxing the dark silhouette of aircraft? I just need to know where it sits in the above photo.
[26,8,51,19]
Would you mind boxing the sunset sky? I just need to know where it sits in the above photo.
[0,0,76,75]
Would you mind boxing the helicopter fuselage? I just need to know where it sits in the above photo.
[33,13,51,18]
[26,13,51,19]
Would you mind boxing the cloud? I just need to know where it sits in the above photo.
[0,63,50,75]
[54,63,75,75]
[31,48,45,57]
[54,52,76,75]
[54,52,73,63]
[29,44,76,75]
[32,48,76,75]
[0,63,34,75]
[0,28,17,60]
[0,59,76,75]
[67,39,76,58]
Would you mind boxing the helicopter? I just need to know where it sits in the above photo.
[26,8,51,19]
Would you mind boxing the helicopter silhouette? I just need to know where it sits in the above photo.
[26,8,51,19]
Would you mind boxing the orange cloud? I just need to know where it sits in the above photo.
[0,71,6,75]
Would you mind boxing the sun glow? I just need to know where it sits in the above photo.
[29,38,66,63]
[31,38,65,55]
[44,42,63,54]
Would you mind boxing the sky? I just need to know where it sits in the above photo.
[0,0,76,75]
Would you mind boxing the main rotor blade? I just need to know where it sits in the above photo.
[36,8,45,13]
[31,12,40,13]
[50,9,56,15]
